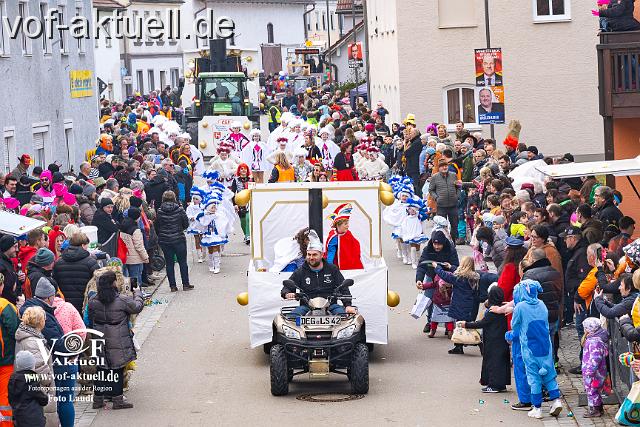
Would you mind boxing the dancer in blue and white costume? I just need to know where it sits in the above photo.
[400,197,429,269]
[203,170,237,251]
[383,175,415,265]
[186,186,208,263]
[198,190,230,274]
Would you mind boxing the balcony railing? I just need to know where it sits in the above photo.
[598,31,640,118]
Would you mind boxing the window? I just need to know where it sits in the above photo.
[19,2,32,56]
[330,12,334,31]
[33,131,46,168]
[64,121,74,170]
[147,70,155,91]
[136,70,144,92]
[322,12,326,31]
[0,1,9,56]
[443,85,477,127]
[160,70,166,89]
[170,68,179,88]
[58,6,68,54]
[40,3,51,54]
[438,0,477,28]
[533,0,571,22]
[2,128,15,174]
[306,13,311,31]
[315,11,319,30]
[76,5,84,54]
[267,23,274,44]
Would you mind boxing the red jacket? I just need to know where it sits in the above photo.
[324,229,364,270]
[17,245,37,272]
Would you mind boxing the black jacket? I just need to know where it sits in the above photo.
[8,369,48,427]
[621,314,640,342]
[594,290,639,319]
[144,176,171,210]
[594,200,623,231]
[600,0,640,31]
[416,230,460,283]
[465,311,511,388]
[98,162,115,179]
[91,208,120,244]
[0,253,19,304]
[564,238,591,294]
[282,261,350,306]
[25,263,57,296]
[522,258,562,323]
[154,202,189,245]
[52,246,99,314]
[403,135,422,175]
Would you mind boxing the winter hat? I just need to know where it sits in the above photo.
[35,277,56,299]
[129,196,143,208]
[461,142,472,150]
[426,147,436,156]
[583,317,603,334]
[431,230,447,245]
[82,184,96,197]
[48,226,65,253]
[33,248,55,267]
[48,163,60,174]
[127,207,141,221]
[14,351,36,372]
[0,235,16,253]
[502,120,521,150]
[493,215,506,226]
[307,230,323,252]
[93,177,107,189]
[505,236,525,247]
[69,184,83,195]
[100,198,114,209]
[52,172,65,183]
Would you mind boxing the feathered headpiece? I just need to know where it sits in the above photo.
[328,203,353,225]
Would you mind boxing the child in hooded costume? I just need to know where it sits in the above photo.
[324,203,364,270]
[461,285,511,393]
[581,317,609,418]
[186,187,207,263]
[505,279,563,419]
[197,191,230,274]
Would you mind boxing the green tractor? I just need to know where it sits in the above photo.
[184,72,259,156]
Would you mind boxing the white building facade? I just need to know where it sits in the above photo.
[93,0,129,102]
[0,0,99,173]
[366,0,602,161]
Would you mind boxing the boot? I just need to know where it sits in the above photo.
[207,253,215,273]
[402,244,410,265]
[428,328,436,338]
[92,395,105,409]
[197,249,204,263]
[410,246,418,269]
[583,405,603,418]
[213,253,221,274]
[448,344,464,355]
[112,395,133,410]
[183,283,194,291]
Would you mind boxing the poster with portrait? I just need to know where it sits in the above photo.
[348,42,364,68]
[476,86,505,125]
[475,48,503,87]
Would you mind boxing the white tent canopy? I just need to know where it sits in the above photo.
[535,156,640,179]
[0,211,46,237]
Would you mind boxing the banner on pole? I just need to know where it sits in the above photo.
[474,48,505,125]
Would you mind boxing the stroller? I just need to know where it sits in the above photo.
[147,226,166,272]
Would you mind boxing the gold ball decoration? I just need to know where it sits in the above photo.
[243,122,251,130]
[202,122,209,128]
[387,290,400,307]
[199,142,207,149]
[236,292,249,306]
[322,194,329,209]
[259,103,265,110]
[234,189,251,207]
[379,182,392,193]
[380,191,394,206]
[260,92,266,100]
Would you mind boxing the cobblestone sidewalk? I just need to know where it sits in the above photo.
[73,273,174,427]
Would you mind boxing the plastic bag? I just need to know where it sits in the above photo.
[410,292,432,319]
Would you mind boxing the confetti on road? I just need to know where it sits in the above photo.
[478,400,485,404]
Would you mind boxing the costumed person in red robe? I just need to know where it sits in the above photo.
[324,203,364,270]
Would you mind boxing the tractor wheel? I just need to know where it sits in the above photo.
[270,344,289,396]
[350,343,369,394]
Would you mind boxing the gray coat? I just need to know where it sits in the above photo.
[429,171,459,208]
[88,291,144,369]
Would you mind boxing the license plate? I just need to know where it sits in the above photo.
[296,316,341,326]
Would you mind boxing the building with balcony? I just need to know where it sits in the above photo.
[597,30,640,221]
[0,0,99,173]
[366,0,602,161]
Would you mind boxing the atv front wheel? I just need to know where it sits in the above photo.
[350,343,369,394]
[270,344,289,396]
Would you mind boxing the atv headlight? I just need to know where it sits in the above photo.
[282,325,301,340]
[336,325,356,340]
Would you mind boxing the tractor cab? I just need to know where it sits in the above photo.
[195,72,252,117]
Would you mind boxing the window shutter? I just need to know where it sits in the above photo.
[3,139,9,172]
[33,132,44,150]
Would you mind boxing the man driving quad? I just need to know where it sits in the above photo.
[280,230,356,316]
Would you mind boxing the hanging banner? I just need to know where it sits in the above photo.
[474,48,505,125]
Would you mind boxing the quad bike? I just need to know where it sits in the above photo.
[269,279,369,396]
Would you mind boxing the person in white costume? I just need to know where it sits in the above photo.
[358,146,389,181]
[267,137,294,164]
[400,197,429,269]
[267,112,293,150]
[287,119,305,149]
[316,127,340,170]
[241,129,272,173]
[186,187,208,263]
[198,192,230,274]
[269,228,309,272]
[209,145,240,188]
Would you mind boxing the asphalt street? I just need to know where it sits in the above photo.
[91,226,545,427]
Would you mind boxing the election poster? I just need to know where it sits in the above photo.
[475,48,505,124]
